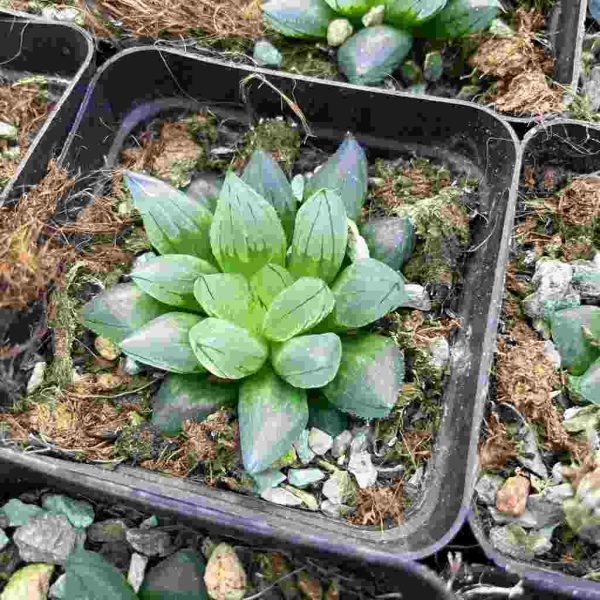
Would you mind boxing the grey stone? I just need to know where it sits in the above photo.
[99,541,131,571]
[332,431,352,458]
[583,66,600,112]
[308,427,333,456]
[523,260,577,320]
[123,356,143,376]
[429,337,450,370]
[543,340,561,368]
[139,550,207,597]
[551,462,564,484]
[293,429,315,465]
[282,486,318,511]
[87,519,128,543]
[526,486,571,528]
[140,515,159,529]
[517,426,548,479]
[126,528,173,557]
[1,499,47,527]
[186,173,221,205]
[402,284,432,311]
[489,507,538,528]
[475,474,503,506]
[128,553,148,593]
[41,494,94,529]
[408,466,425,488]
[362,4,385,26]
[571,260,600,302]
[41,6,80,21]
[350,427,369,453]
[26,362,46,394]
[348,452,377,488]
[253,39,282,67]
[14,514,77,565]
[489,525,552,561]
[0,528,8,551]
[563,406,583,421]
[287,468,324,489]
[0,121,18,141]
[251,469,286,493]
[260,487,303,507]
[0,544,20,582]
[49,573,66,599]
[322,470,356,504]
[327,18,353,46]
[320,500,354,519]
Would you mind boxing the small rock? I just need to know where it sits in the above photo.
[331,430,352,458]
[282,485,319,511]
[429,337,450,370]
[543,340,561,368]
[489,525,552,561]
[123,356,143,376]
[0,528,8,551]
[408,466,425,488]
[287,468,325,488]
[261,487,303,507]
[322,471,356,505]
[94,336,120,361]
[125,528,173,557]
[26,362,46,394]
[526,486,572,528]
[0,544,21,582]
[583,66,600,112]
[496,475,530,516]
[140,549,207,598]
[523,260,577,320]
[350,427,369,453]
[49,573,66,599]
[41,6,80,21]
[348,452,377,488]
[204,543,247,600]
[253,39,282,67]
[551,462,564,484]
[362,4,385,27]
[359,217,415,270]
[0,563,54,600]
[293,429,316,465]
[0,499,46,527]
[0,121,18,141]
[87,519,128,543]
[327,19,353,47]
[140,515,158,529]
[475,474,504,506]
[251,469,286,493]
[489,507,538,528]
[517,426,548,479]
[185,175,221,208]
[571,261,600,303]
[128,553,148,593]
[14,514,77,565]
[308,428,333,456]
[320,500,354,519]
[41,494,94,529]
[99,541,131,570]
[402,284,432,311]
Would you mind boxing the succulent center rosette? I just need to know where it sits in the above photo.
[82,134,414,477]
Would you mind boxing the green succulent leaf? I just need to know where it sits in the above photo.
[152,373,238,434]
[64,548,138,600]
[309,394,349,437]
[250,263,295,310]
[384,0,447,27]
[322,333,405,419]
[327,257,408,329]
[238,365,308,473]
[241,149,297,243]
[304,134,367,222]
[323,0,382,18]
[338,26,413,86]
[272,333,342,388]
[124,170,214,262]
[263,0,335,39]
[121,312,205,373]
[189,318,268,379]
[263,277,335,342]
[288,190,348,284]
[82,283,170,344]
[417,0,498,38]
[131,254,217,311]
[210,172,287,278]
[360,216,415,270]
[193,273,265,333]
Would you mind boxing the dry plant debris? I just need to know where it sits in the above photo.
[553,177,600,227]
[0,80,47,183]
[94,0,263,39]
[349,480,404,527]
[495,323,588,461]
[479,413,517,471]
[400,309,460,348]
[470,9,564,115]
[0,162,132,310]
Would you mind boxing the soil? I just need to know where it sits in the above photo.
[475,165,600,578]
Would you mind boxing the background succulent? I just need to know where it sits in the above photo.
[262,0,500,85]
[82,135,414,477]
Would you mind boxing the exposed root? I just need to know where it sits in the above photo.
[492,72,564,115]
[554,178,600,227]
[349,481,404,527]
[94,0,263,39]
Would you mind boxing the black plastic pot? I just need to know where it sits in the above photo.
[0,452,457,599]
[469,119,600,600]
[0,11,94,202]
[2,47,520,566]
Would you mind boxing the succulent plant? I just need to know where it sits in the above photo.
[262,0,499,85]
[82,135,412,476]
[563,457,600,546]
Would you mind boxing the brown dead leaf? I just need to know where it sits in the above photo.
[555,178,600,227]
[349,480,404,527]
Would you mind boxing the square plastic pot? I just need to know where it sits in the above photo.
[0,47,520,566]
[0,11,95,203]
[469,119,600,600]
